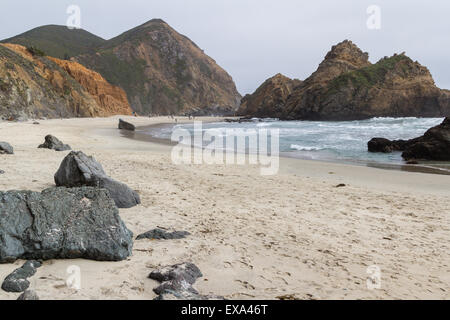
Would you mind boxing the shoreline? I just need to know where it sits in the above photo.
[125,120,450,177]
[1,116,449,300]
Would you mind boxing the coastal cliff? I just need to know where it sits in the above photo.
[48,57,132,116]
[0,44,132,119]
[239,40,450,120]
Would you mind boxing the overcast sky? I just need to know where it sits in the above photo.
[2,0,450,94]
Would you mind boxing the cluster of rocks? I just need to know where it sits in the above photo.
[368,117,450,161]
[54,151,141,209]
[149,263,224,300]
[0,134,143,298]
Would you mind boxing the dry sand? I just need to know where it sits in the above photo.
[0,116,449,300]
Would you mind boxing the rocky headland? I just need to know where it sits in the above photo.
[239,40,450,120]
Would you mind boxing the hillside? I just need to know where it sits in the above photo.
[75,19,241,115]
[2,20,241,116]
[1,25,106,60]
[0,44,132,120]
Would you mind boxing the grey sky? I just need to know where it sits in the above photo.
[2,0,450,95]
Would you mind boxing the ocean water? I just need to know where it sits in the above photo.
[146,117,447,168]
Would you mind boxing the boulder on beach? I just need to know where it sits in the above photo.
[0,142,13,154]
[149,263,224,300]
[368,117,450,161]
[136,229,190,241]
[118,119,136,131]
[1,260,41,293]
[0,187,133,263]
[38,135,71,151]
[54,151,141,208]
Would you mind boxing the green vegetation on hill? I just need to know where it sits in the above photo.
[326,54,411,94]
[1,19,241,116]
[1,25,106,59]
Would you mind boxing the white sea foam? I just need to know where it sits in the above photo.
[149,117,446,165]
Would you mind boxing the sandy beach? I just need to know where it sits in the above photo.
[0,116,449,300]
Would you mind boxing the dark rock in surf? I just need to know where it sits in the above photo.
[401,117,450,160]
[54,151,141,208]
[368,117,450,161]
[367,138,411,153]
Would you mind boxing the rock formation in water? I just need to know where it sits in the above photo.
[238,73,302,118]
[368,117,450,160]
[239,40,450,120]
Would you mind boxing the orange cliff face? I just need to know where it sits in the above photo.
[47,57,132,116]
[1,43,132,118]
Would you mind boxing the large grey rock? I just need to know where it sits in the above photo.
[17,290,39,300]
[0,142,13,154]
[368,117,450,160]
[54,151,141,209]
[368,138,410,153]
[38,135,71,151]
[2,260,41,292]
[136,229,190,241]
[0,187,133,263]
[118,119,135,131]
[149,263,223,300]
[402,117,450,160]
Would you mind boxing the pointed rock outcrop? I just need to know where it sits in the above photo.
[238,73,302,118]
